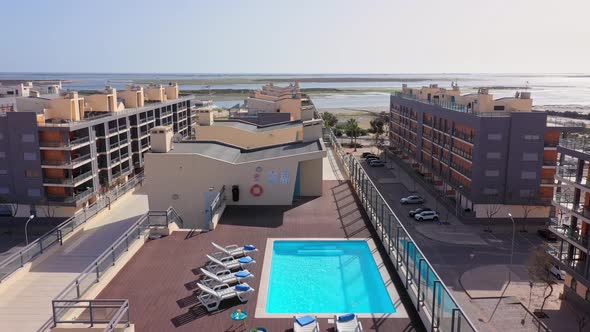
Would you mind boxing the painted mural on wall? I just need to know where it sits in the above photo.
[250,165,291,197]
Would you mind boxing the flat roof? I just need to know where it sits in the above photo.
[211,119,301,132]
[95,180,419,331]
[168,139,323,163]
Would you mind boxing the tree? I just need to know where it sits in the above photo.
[369,117,385,148]
[520,195,540,232]
[527,247,557,317]
[40,204,56,218]
[484,202,501,232]
[0,195,19,217]
[322,112,338,128]
[345,118,361,147]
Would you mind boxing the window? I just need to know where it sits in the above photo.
[23,152,37,161]
[521,171,537,180]
[520,189,533,197]
[494,105,505,111]
[483,188,499,195]
[523,153,539,161]
[0,187,8,194]
[487,152,501,159]
[0,169,7,175]
[523,134,541,141]
[485,170,500,177]
[488,133,502,141]
[21,134,35,143]
[27,189,41,197]
[571,278,577,292]
[24,170,40,178]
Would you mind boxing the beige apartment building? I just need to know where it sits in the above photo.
[243,83,315,121]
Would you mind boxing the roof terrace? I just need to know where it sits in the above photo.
[95,180,422,331]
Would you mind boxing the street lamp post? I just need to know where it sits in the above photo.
[484,212,516,323]
[24,214,36,246]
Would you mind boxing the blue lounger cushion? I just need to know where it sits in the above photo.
[295,315,315,326]
[338,313,355,322]
[244,244,256,251]
[235,284,250,292]
[238,256,253,263]
[235,270,250,278]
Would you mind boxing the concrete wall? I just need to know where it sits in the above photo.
[299,158,323,196]
[144,150,325,229]
[195,125,303,149]
[118,90,144,108]
[473,204,550,219]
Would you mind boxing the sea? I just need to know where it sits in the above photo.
[1,73,589,112]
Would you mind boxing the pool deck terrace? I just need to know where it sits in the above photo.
[96,180,426,331]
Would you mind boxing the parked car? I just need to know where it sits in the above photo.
[362,152,377,158]
[369,160,386,167]
[365,155,380,162]
[409,207,433,217]
[414,211,439,221]
[400,195,425,204]
[537,229,557,242]
[549,264,566,280]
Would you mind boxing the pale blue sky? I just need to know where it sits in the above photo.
[2,0,589,73]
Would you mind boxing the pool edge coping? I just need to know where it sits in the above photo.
[254,238,409,319]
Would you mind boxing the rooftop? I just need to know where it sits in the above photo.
[211,119,302,132]
[168,139,324,163]
[95,180,423,331]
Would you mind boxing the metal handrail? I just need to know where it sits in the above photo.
[328,128,480,331]
[0,173,144,283]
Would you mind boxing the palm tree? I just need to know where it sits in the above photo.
[345,118,361,150]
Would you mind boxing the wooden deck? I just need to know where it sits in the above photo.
[96,180,426,332]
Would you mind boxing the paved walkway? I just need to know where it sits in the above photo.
[0,190,149,332]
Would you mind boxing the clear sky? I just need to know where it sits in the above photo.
[2,0,589,73]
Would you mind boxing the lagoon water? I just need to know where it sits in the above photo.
[2,73,590,110]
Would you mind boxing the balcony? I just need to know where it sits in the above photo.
[553,194,590,222]
[108,127,118,135]
[548,219,589,252]
[555,168,590,191]
[559,137,590,154]
[547,243,589,279]
[452,131,474,144]
[140,142,150,151]
[450,162,472,178]
[544,140,559,148]
[41,153,92,168]
[39,136,90,150]
[45,187,94,205]
[451,147,472,161]
[394,92,470,113]
[43,171,94,187]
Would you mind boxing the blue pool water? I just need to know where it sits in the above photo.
[266,240,396,314]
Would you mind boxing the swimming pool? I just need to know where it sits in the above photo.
[266,240,396,314]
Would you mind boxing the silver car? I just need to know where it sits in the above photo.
[414,211,439,221]
[400,195,424,204]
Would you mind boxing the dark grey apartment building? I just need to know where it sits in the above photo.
[389,85,571,218]
[0,90,195,217]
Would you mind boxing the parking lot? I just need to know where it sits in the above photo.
[350,149,588,332]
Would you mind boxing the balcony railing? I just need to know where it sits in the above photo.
[40,136,90,148]
[450,163,472,178]
[108,127,118,134]
[46,188,95,204]
[452,131,474,144]
[559,137,590,153]
[0,173,145,283]
[552,195,590,220]
[42,153,91,167]
[44,171,93,186]
[395,92,470,113]
[451,147,472,161]
[548,219,589,249]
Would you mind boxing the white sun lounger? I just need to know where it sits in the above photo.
[334,314,363,332]
[206,254,256,273]
[212,242,258,258]
[293,315,320,332]
[200,268,254,285]
[197,282,254,312]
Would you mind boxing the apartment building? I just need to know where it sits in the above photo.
[243,82,316,121]
[0,83,194,217]
[389,84,569,218]
[550,134,590,310]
